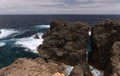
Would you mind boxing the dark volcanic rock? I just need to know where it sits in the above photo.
[88,19,120,76]
[0,58,65,76]
[70,65,84,76]
[33,34,40,39]
[38,20,89,65]
[38,20,92,76]
[70,63,92,76]
[105,41,120,76]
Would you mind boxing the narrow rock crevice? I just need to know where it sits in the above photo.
[88,19,120,76]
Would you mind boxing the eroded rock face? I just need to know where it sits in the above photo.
[70,63,92,76]
[38,20,92,76]
[88,19,120,76]
[105,41,120,76]
[38,20,89,65]
[0,58,64,76]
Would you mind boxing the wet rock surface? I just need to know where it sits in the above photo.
[88,19,120,76]
[38,20,92,76]
[34,34,40,39]
[0,58,64,76]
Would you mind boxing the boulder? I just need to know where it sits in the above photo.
[38,20,89,65]
[88,19,120,76]
[33,34,39,39]
[38,20,92,76]
[0,58,64,76]
[70,66,84,76]
[70,63,92,76]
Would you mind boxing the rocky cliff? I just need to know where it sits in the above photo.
[88,19,120,76]
[2,19,120,76]
[0,20,92,76]
[38,20,92,76]
[104,41,120,76]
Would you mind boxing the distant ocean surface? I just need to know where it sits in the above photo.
[0,15,120,76]
[0,15,120,28]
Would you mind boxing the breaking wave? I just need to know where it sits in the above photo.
[0,42,6,47]
[33,25,50,29]
[15,33,43,53]
[0,29,19,39]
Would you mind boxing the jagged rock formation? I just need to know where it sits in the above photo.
[33,34,40,39]
[105,41,120,76]
[0,58,64,76]
[88,19,120,76]
[38,20,92,76]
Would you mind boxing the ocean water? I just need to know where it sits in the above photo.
[0,15,120,76]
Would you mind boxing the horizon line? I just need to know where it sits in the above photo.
[0,14,120,15]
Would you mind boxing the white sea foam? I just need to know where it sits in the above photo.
[89,31,91,36]
[0,29,19,39]
[90,66,104,76]
[0,42,6,47]
[15,33,43,53]
[34,25,50,28]
[86,52,88,61]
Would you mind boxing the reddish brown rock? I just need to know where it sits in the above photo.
[88,19,120,76]
[0,58,64,76]
[53,72,65,76]
[38,20,92,76]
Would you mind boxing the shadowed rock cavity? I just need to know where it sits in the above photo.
[38,20,92,76]
[88,19,120,76]
[105,41,120,76]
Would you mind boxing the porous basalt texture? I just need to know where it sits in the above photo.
[105,41,120,76]
[0,58,64,76]
[88,19,120,76]
[38,20,92,76]
[38,20,89,65]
